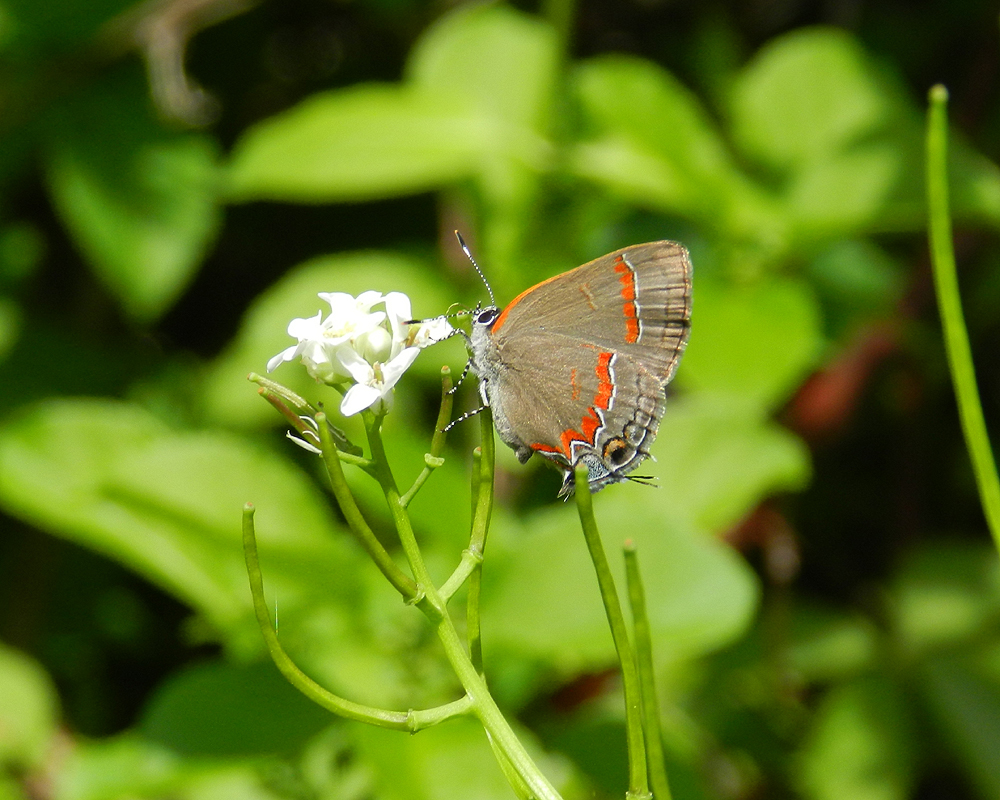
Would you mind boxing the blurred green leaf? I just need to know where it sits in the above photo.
[569,55,771,234]
[226,86,483,202]
[919,649,1000,800]
[806,239,905,315]
[796,674,916,800]
[140,660,331,756]
[679,277,823,412]
[787,604,878,684]
[650,395,811,533]
[354,717,579,800]
[44,73,221,322]
[55,734,282,800]
[484,498,760,676]
[729,28,901,173]
[2,0,131,53]
[0,400,362,658]
[0,643,59,770]
[227,5,555,204]
[0,297,21,363]
[889,541,1000,654]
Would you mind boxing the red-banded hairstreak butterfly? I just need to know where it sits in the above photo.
[459,238,692,496]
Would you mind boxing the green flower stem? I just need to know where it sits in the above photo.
[250,372,363,458]
[365,413,444,618]
[315,413,418,601]
[467,409,496,673]
[439,547,483,601]
[430,366,455,457]
[926,85,1000,553]
[471,447,482,519]
[574,465,650,800]
[624,543,671,800]
[436,615,563,800]
[242,503,471,730]
[365,410,560,799]
[401,369,454,507]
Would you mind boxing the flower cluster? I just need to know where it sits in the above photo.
[267,291,453,416]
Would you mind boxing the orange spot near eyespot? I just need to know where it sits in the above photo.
[614,255,640,344]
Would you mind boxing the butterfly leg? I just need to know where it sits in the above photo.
[441,403,486,433]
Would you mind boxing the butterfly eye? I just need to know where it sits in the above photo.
[475,308,500,326]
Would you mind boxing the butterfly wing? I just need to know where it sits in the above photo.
[485,241,691,489]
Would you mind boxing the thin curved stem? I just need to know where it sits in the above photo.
[625,543,671,800]
[467,409,496,673]
[401,367,454,507]
[242,504,466,730]
[926,85,1000,554]
[315,413,418,600]
[574,467,650,799]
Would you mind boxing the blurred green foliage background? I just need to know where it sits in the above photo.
[1,0,1000,798]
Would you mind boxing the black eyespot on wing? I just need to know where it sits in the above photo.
[603,437,630,466]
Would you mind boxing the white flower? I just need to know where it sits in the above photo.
[267,289,454,417]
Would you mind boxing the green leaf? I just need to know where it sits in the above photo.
[787,604,878,684]
[796,674,916,800]
[0,643,59,770]
[227,5,555,204]
[729,28,901,173]
[353,717,576,800]
[0,399,362,659]
[56,734,284,800]
[484,499,760,676]
[44,72,220,322]
[569,55,762,228]
[649,395,811,533]
[919,649,1000,800]
[0,399,470,710]
[140,660,331,756]
[226,86,483,201]
[0,297,21,363]
[679,277,823,412]
[888,541,1000,654]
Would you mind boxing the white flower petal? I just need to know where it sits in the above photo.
[341,383,381,416]
[356,290,385,311]
[381,347,421,389]
[336,348,374,384]
[266,344,301,373]
[287,311,324,339]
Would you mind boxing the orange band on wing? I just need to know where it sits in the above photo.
[492,272,564,334]
[532,351,616,459]
[614,255,640,344]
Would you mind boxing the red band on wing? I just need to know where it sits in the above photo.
[614,255,640,344]
[532,351,615,459]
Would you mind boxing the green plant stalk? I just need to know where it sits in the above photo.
[315,414,418,600]
[574,466,650,799]
[364,411,562,799]
[624,544,672,800]
[467,409,496,673]
[242,504,470,730]
[926,84,1000,553]
[401,368,455,507]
